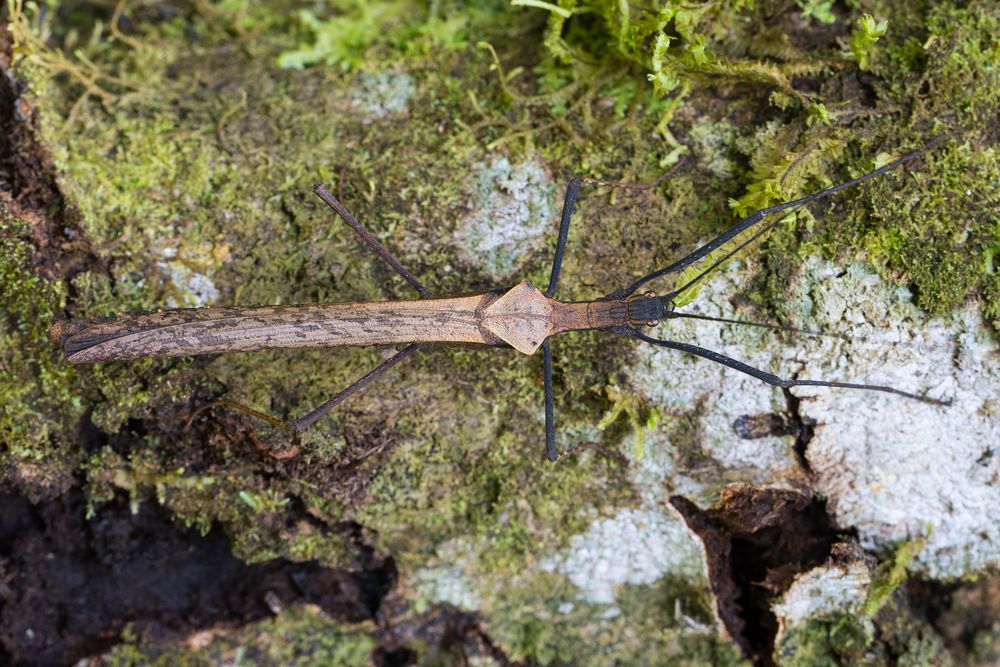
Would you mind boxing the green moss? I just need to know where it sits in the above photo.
[359,418,635,570]
[104,605,375,666]
[811,3,999,321]
[279,3,417,70]
[851,14,889,72]
[777,613,875,667]
[7,0,1000,662]
[82,444,357,564]
[778,591,962,667]
[480,574,743,666]
[873,596,954,667]
[797,0,836,25]
[864,535,928,618]
[0,216,79,491]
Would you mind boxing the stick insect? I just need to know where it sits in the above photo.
[51,145,948,460]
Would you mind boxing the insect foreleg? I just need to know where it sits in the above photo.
[615,144,935,299]
[541,165,687,459]
[545,178,584,299]
[628,329,949,405]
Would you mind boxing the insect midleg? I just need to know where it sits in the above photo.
[541,165,687,460]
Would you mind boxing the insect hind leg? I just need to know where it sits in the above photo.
[291,344,421,432]
[313,183,432,298]
[185,398,295,434]
[185,344,423,449]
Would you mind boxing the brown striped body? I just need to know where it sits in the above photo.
[51,282,638,364]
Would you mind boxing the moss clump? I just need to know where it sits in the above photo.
[778,604,952,666]
[850,14,889,71]
[776,613,874,667]
[479,573,744,666]
[759,2,1000,325]
[0,216,79,494]
[872,596,954,667]
[524,0,829,114]
[103,605,375,666]
[864,536,927,618]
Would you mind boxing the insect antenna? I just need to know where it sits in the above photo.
[612,140,950,408]
[662,214,783,306]
[664,311,847,340]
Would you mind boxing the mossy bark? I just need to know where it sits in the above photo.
[2,0,999,664]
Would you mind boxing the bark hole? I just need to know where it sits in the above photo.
[671,485,840,666]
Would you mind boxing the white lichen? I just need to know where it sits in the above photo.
[791,260,1000,579]
[629,256,1000,579]
[629,260,804,489]
[625,428,682,506]
[350,70,415,120]
[158,261,219,307]
[540,507,706,605]
[538,424,711,608]
[772,561,871,626]
[455,157,556,282]
[686,120,739,177]
[156,244,224,307]
[411,539,483,612]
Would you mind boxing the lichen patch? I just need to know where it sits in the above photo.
[350,70,415,121]
[773,561,871,627]
[412,539,483,612]
[454,157,556,282]
[630,255,1000,579]
[794,262,1000,579]
[629,260,806,490]
[540,507,705,606]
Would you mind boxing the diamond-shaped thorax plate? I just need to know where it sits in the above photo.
[480,282,554,355]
